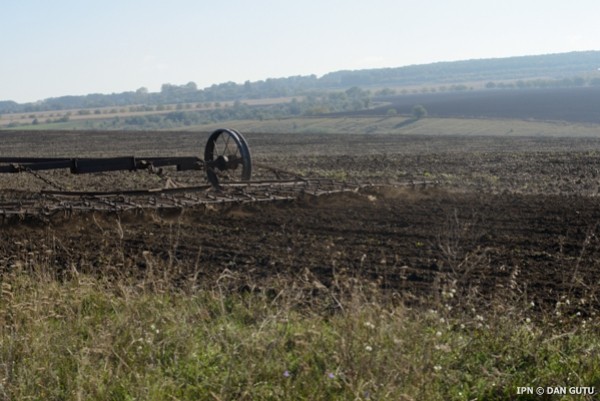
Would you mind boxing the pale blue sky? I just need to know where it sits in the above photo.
[2,0,598,103]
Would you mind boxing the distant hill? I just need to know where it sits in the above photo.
[320,51,600,87]
[2,51,600,114]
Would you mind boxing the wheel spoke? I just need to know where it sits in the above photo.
[212,138,218,157]
[223,134,232,156]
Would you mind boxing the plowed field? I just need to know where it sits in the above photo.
[2,130,600,312]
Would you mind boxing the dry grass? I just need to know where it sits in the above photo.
[1,240,599,401]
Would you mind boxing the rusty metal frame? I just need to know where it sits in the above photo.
[0,128,251,187]
[0,156,203,174]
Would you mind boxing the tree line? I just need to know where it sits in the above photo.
[97,87,372,130]
[5,87,373,130]
[2,51,599,115]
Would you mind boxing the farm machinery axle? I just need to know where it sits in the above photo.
[0,128,252,189]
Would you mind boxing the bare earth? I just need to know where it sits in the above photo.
[2,129,600,313]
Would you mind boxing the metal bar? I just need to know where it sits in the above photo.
[41,184,214,197]
[0,157,73,163]
[71,157,137,173]
[137,157,201,171]
[0,156,202,174]
[0,160,74,173]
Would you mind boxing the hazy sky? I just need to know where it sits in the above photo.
[2,0,599,103]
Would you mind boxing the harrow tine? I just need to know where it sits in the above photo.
[1,170,436,217]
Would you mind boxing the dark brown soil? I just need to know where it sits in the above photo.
[2,130,600,313]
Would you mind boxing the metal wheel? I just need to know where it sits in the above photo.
[204,128,252,188]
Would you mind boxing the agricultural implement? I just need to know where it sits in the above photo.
[0,128,251,189]
[0,128,371,216]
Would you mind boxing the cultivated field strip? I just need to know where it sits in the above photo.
[0,179,433,217]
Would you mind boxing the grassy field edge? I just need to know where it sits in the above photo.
[1,263,599,400]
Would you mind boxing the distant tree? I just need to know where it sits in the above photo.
[184,82,198,91]
[450,84,468,91]
[412,104,427,120]
[289,98,302,115]
[161,83,176,94]
[375,88,396,96]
